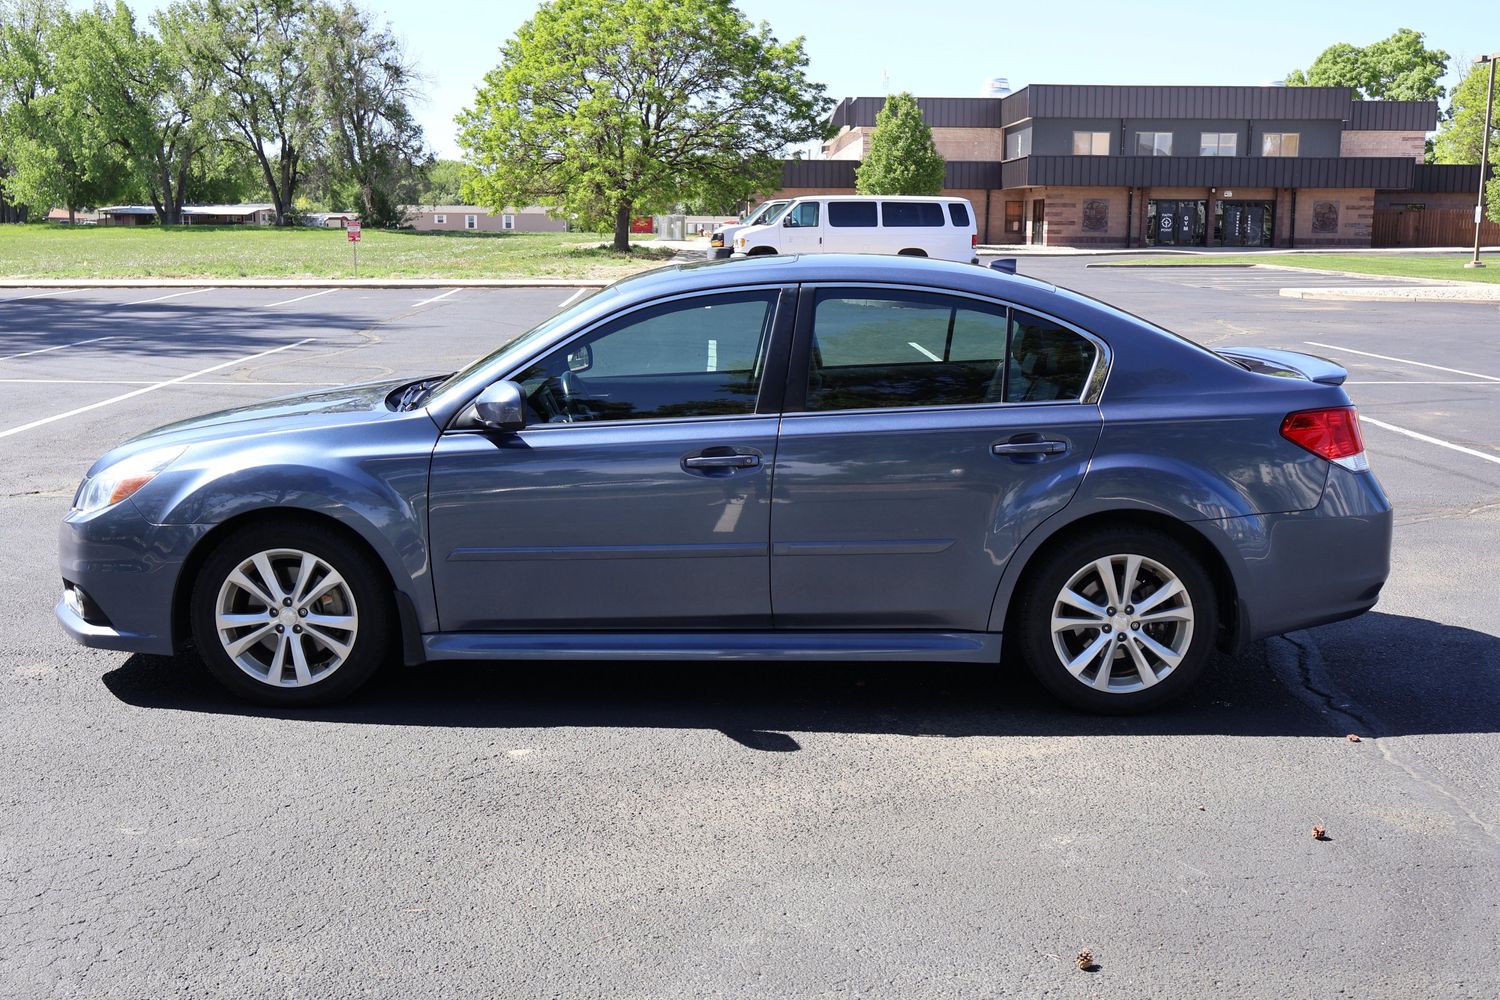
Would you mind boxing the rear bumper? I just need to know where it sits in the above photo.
[1220,464,1392,641]
[56,503,207,656]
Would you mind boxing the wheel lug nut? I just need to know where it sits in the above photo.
[1106,607,1116,616]
[1131,622,1140,631]
[275,625,285,634]
[1125,605,1134,614]
[297,607,308,617]
[1117,632,1127,641]
[292,625,302,634]
[1102,624,1112,633]
[282,597,293,607]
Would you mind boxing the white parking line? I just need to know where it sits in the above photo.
[1361,417,1500,467]
[413,288,460,308]
[908,341,941,362]
[0,288,84,303]
[0,338,314,441]
[1305,341,1500,384]
[1347,380,1500,385]
[559,288,587,308]
[0,379,333,386]
[0,336,117,364]
[262,289,337,308]
[129,288,210,305]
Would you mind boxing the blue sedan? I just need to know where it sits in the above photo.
[57,255,1392,712]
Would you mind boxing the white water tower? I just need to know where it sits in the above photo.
[982,77,1012,98]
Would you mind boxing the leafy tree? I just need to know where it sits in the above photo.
[1433,60,1500,223]
[418,158,472,205]
[1285,28,1449,102]
[855,92,944,196]
[314,2,429,227]
[167,0,324,225]
[458,0,829,251]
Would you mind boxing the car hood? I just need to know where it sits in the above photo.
[97,376,431,470]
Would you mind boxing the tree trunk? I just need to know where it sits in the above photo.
[613,202,633,252]
[68,207,75,225]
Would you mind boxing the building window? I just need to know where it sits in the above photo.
[1200,132,1237,156]
[1262,132,1300,157]
[1135,131,1173,156]
[433,214,446,224]
[465,214,478,230]
[502,214,515,230]
[1072,131,1110,156]
[1003,127,1031,160]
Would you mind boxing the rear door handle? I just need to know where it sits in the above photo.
[992,440,1068,457]
[684,454,760,469]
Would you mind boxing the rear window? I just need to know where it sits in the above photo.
[947,202,970,227]
[881,201,945,227]
[827,201,878,227]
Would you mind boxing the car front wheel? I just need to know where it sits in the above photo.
[189,522,392,706]
[1016,528,1217,713]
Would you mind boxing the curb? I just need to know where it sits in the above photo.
[1278,287,1500,304]
[0,277,613,289]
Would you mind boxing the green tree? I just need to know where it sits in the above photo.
[314,2,429,228]
[168,0,324,224]
[458,0,829,251]
[855,92,944,196]
[1433,61,1500,223]
[1285,28,1449,102]
[418,158,472,206]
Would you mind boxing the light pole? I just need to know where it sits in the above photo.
[1468,52,1498,268]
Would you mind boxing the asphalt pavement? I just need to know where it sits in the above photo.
[2,264,1497,998]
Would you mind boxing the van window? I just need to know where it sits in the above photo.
[947,203,970,227]
[882,202,945,227]
[827,202,878,227]
[786,203,819,228]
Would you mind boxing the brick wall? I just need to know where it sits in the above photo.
[1034,187,1131,246]
[1293,188,1375,247]
[1339,130,1426,162]
[823,128,869,161]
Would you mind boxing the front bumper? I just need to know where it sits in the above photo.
[56,501,208,656]
[1221,464,1393,641]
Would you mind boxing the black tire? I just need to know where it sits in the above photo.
[1014,527,1217,714]
[189,520,394,706]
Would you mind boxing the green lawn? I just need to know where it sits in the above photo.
[1105,252,1500,284]
[0,224,675,279]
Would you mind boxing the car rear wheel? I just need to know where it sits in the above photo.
[189,522,392,706]
[1015,528,1216,713]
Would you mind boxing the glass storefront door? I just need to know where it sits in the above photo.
[1146,200,1206,246]
[1216,201,1275,247]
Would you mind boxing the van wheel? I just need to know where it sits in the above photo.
[747,247,777,256]
[897,248,928,257]
[1014,527,1217,714]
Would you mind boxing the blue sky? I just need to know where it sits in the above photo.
[125,0,1499,158]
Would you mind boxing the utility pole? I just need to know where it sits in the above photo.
[1468,53,1498,268]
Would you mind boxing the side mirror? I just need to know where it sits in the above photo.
[473,380,526,431]
[566,344,593,373]
[783,213,796,228]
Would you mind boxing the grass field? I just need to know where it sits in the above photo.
[1104,252,1500,284]
[0,224,677,280]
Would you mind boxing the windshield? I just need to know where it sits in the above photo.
[416,286,616,405]
[747,201,789,226]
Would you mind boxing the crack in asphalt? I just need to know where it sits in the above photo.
[1269,631,1499,850]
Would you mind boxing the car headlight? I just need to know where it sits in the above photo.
[73,445,186,515]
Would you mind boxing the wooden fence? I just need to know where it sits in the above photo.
[1373,207,1500,247]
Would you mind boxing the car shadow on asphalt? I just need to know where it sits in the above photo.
[99,612,1500,748]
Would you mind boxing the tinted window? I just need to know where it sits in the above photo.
[1005,311,1098,403]
[805,291,1007,411]
[516,291,777,423]
[947,202,970,227]
[881,202,945,227]
[786,202,819,227]
[827,201,878,227]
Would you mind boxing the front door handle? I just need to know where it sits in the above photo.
[992,439,1068,458]
[684,454,760,469]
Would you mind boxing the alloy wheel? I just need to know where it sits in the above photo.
[213,548,359,688]
[1049,553,1195,694]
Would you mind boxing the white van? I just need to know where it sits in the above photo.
[709,199,791,259]
[732,195,978,263]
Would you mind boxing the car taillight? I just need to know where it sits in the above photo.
[971,233,978,247]
[1280,406,1368,472]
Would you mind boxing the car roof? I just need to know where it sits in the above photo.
[787,194,968,202]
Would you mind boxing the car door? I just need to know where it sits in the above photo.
[781,201,822,254]
[770,285,1106,630]
[428,286,793,631]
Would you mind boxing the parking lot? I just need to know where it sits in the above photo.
[3,263,1498,998]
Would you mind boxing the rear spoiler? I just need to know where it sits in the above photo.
[1216,346,1347,386]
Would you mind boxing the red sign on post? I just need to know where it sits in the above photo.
[347,222,362,242]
